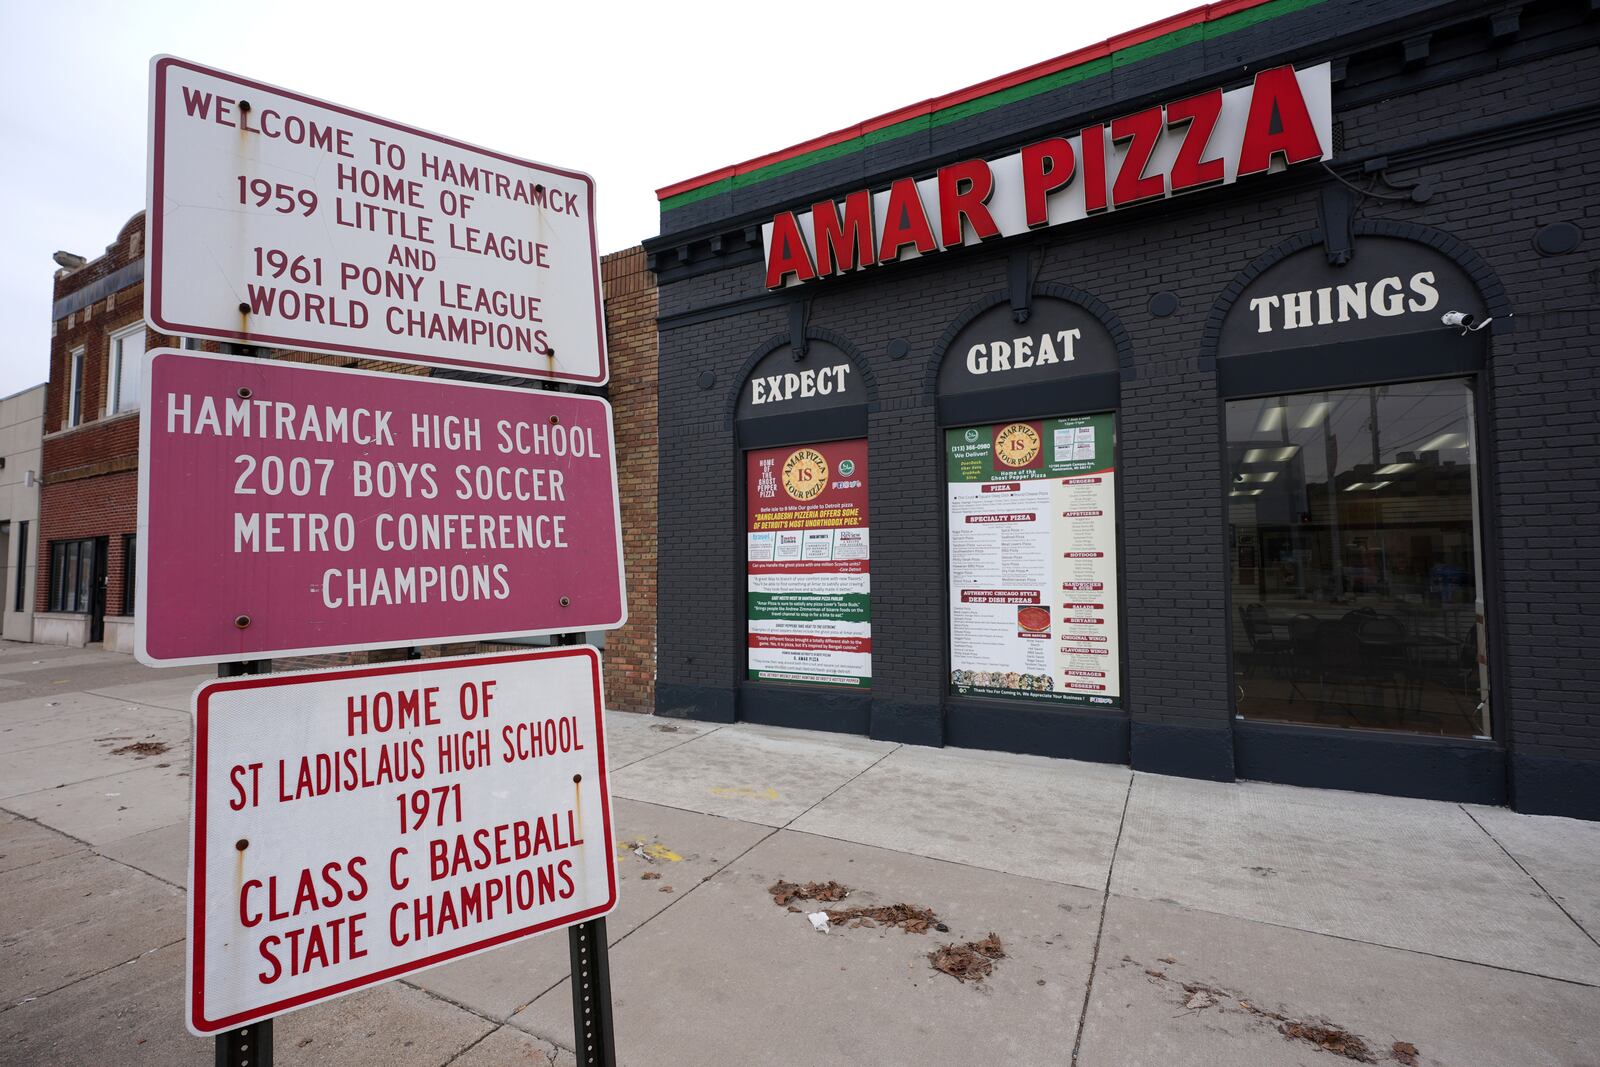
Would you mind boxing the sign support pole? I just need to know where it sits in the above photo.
[567,917,616,1067]
[216,658,272,1067]
[555,628,616,1066]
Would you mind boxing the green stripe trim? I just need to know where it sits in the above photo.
[661,0,1326,214]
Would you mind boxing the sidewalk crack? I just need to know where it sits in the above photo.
[607,720,729,772]
[1461,804,1600,951]
[0,938,184,1016]
[1070,771,1134,1066]
[783,742,901,830]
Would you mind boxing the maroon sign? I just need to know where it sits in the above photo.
[136,350,626,665]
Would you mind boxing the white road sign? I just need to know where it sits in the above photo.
[148,56,608,383]
[186,648,617,1035]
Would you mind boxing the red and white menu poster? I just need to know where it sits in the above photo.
[745,439,871,687]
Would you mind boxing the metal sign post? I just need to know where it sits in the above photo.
[149,55,627,1058]
[568,917,616,1067]
[215,658,272,1067]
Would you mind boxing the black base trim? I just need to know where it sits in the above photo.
[870,700,943,746]
[1510,753,1600,821]
[737,406,869,449]
[1234,721,1504,803]
[938,372,1120,427]
[1217,332,1485,397]
[1131,722,1236,781]
[655,682,736,724]
[740,682,871,734]
[945,699,1128,763]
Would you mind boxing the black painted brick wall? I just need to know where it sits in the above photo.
[659,0,1460,236]
[653,2,1600,800]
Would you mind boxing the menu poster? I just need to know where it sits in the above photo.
[946,415,1121,707]
[746,439,871,687]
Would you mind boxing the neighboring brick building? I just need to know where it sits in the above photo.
[599,247,660,712]
[36,213,659,708]
[645,0,1600,819]
[39,214,158,652]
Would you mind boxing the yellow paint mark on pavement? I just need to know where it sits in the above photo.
[615,839,684,863]
[709,785,780,801]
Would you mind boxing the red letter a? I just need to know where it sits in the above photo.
[765,211,816,289]
[1237,66,1324,177]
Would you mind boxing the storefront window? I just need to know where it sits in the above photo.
[1227,380,1489,737]
[48,538,98,614]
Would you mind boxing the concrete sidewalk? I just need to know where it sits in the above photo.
[1,642,1597,1065]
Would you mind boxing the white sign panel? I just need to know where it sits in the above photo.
[149,56,607,383]
[186,648,616,1035]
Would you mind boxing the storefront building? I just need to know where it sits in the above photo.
[645,0,1600,819]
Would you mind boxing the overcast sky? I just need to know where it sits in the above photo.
[0,0,1197,399]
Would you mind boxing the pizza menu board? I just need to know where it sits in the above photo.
[746,439,871,687]
[946,415,1120,707]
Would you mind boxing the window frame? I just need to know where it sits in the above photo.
[1221,376,1492,740]
[122,533,137,615]
[47,537,97,614]
[67,347,85,428]
[107,323,145,416]
[14,520,27,613]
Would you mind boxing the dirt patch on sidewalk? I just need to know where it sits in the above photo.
[1130,956,1427,1064]
[110,741,171,758]
[769,879,940,933]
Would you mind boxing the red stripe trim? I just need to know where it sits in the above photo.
[655,0,1277,200]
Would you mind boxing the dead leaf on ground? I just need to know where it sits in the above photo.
[111,741,170,757]
[969,932,1005,959]
[640,871,660,881]
[769,879,850,907]
[1279,1021,1374,1062]
[825,902,938,934]
[929,934,1005,983]
[1135,961,1413,1065]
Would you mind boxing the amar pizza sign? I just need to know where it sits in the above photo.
[765,63,1332,288]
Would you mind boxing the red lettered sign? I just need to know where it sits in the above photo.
[136,350,626,665]
[186,648,616,1035]
[148,56,607,383]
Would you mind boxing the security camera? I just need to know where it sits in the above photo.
[1442,311,1493,334]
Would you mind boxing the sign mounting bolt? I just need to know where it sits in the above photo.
[235,839,249,851]
[559,596,571,607]
[237,302,250,314]
[548,415,560,425]
[234,614,252,629]
[237,387,252,399]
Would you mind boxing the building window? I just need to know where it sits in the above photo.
[67,347,85,427]
[122,534,137,615]
[108,324,145,414]
[47,538,97,614]
[14,520,27,613]
[1227,380,1489,738]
